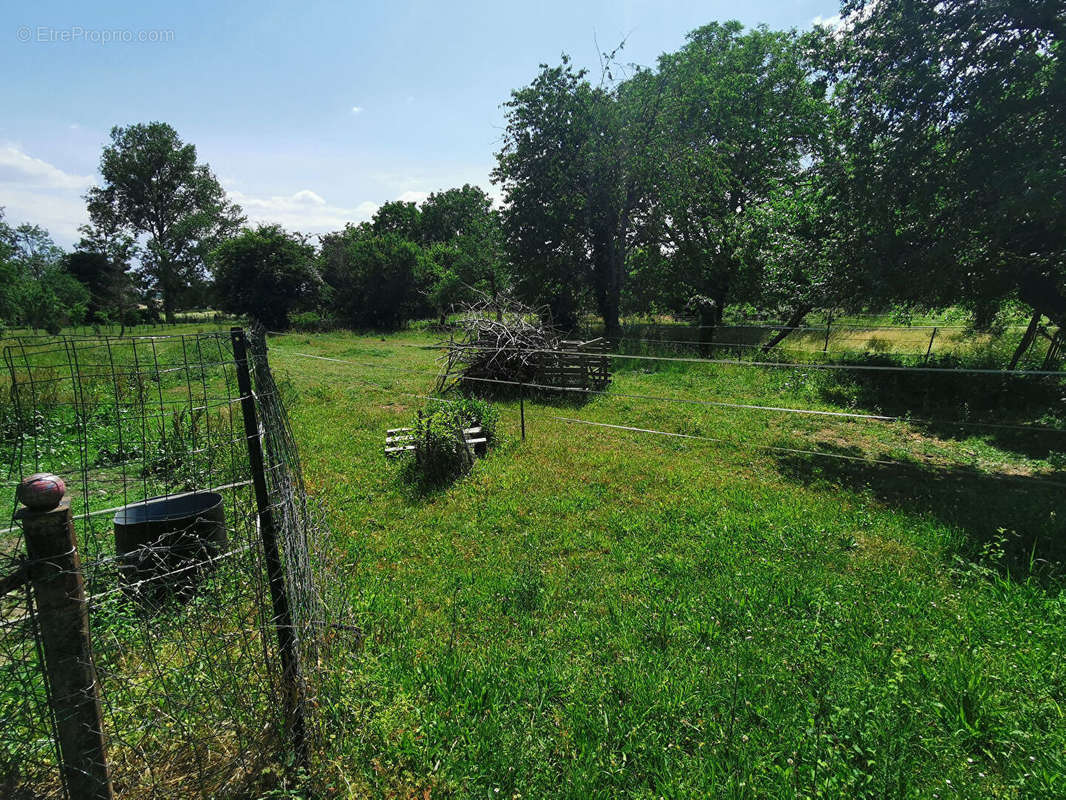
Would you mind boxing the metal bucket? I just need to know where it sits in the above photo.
[114,492,227,599]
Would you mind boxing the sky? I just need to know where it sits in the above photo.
[0,0,840,247]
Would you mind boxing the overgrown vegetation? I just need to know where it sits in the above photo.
[396,397,499,489]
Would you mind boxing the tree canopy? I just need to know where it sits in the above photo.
[86,122,244,322]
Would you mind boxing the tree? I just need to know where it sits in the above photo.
[211,224,321,330]
[321,230,430,329]
[371,201,422,240]
[0,209,23,325]
[63,250,128,319]
[4,223,64,279]
[494,56,661,336]
[86,122,244,322]
[821,0,1066,342]
[642,22,829,347]
[19,268,90,334]
[419,185,508,319]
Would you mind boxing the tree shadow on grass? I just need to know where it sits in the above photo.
[815,359,1066,461]
[774,445,1066,588]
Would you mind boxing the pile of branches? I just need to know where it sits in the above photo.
[435,298,559,394]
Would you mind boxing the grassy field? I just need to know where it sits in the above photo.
[263,329,1066,799]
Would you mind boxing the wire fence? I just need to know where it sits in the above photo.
[265,333,1066,488]
[0,329,349,799]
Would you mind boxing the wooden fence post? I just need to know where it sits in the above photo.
[925,327,938,363]
[18,477,114,800]
[230,328,308,769]
[520,384,526,441]
[823,311,833,353]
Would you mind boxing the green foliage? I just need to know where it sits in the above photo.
[87,122,245,321]
[142,407,243,492]
[211,224,320,329]
[63,248,134,321]
[494,55,654,334]
[397,397,499,488]
[19,267,90,332]
[820,0,1066,327]
[288,310,337,332]
[320,230,430,329]
[420,185,507,320]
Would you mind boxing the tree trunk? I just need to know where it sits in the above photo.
[698,306,718,356]
[1042,330,1063,370]
[1008,311,1041,370]
[1018,271,1066,330]
[761,305,813,354]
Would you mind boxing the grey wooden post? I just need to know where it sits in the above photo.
[18,485,114,800]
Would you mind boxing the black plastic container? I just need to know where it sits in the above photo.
[113,492,227,599]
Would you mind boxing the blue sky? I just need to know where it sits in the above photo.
[1,0,839,247]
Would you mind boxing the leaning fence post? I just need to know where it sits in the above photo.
[17,474,114,800]
[925,327,938,363]
[229,327,308,769]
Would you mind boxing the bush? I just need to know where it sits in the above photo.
[398,397,499,488]
[319,230,432,329]
[211,225,321,330]
[288,311,338,333]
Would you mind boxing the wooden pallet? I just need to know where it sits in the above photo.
[384,426,487,457]
[539,337,611,392]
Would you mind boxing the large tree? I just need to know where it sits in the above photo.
[319,228,431,329]
[641,22,829,346]
[821,0,1066,339]
[86,122,244,322]
[494,56,661,336]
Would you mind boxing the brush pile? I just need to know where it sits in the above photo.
[435,298,560,394]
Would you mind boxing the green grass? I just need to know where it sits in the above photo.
[1,325,1063,797]
[264,329,1066,799]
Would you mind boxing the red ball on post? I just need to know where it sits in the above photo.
[17,473,67,511]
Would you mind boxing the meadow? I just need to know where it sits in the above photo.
[1,322,1064,798]
[261,327,1066,799]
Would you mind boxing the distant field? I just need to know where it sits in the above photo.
[263,328,1066,798]
[580,316,1055,362]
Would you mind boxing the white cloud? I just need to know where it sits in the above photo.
[812,13,842,29]
[351,105,364,114]
[228,188,377,234]
[396,190,429,204]
[291,189,326,205]
[0,143,93,191]
[0,143,94,245]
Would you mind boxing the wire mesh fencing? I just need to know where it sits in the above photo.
[0,329,345,799]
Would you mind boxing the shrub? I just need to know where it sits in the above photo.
[398,397,499,488]
[211,225,321,330]
[288,311,338,333]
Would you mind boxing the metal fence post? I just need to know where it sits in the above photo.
[230,327,308,769]
[520,384,526,441]
[17,477,114,800]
